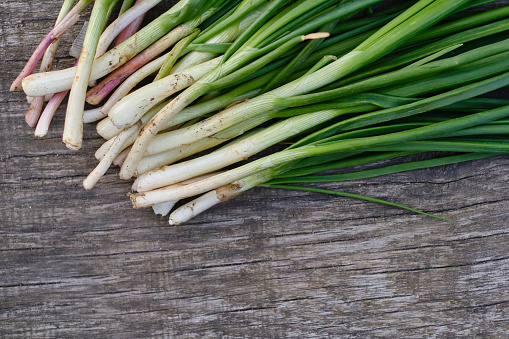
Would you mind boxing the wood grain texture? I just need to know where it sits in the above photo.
[1,1,509,337]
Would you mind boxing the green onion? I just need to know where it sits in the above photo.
[63,0,119,150]
[14,0,509,225]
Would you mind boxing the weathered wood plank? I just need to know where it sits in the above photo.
[1,1,509,337]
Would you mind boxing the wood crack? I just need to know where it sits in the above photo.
[148,258,273,274]
[371,256,509,274]
[441,299,509,312]
[0,281,62,288]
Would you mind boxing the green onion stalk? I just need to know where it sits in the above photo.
[100,56,221,132]
[166,160,433,225]
[83,122,142,190]
[134,118,268,175]
[63,0,120,150]
[82,45,206,123]
[369,139,509,153]
[153,29,200,81]
[133,106,372,192]
[95,0,163,58]
[153,172,225,218]
[103,64,285,143]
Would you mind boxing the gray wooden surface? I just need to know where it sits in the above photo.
[1,1,509,337]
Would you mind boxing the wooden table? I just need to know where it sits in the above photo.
[2,1,509,336]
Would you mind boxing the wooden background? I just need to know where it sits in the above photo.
[1,0,509,337]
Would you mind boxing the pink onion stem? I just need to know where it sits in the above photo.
[11,23,68,92]
[25,97,45,127]
[86,25,189,105]
[25,0,76,127]
[34,90,68,137]
[10,0,93,91]
[115,0,146,46]
[34,59,79,137]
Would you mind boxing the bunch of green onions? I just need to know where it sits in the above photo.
[12,0,509,225]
